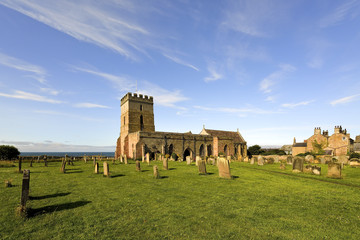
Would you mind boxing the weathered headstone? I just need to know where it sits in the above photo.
[44,155,48,167]
[93,156,96,166]
[37,156,40,163]
[136,160,141,171]
[320,158,326,165]
[94,162,99,174]
[207,157,215,165]
[327,163,341,179]
[163,157,168,170]
[338,155,349,165]
[312,166,321,175]
[146,153,150,165]
[217,157,231,179]
[305,155,314,163]
[267,157,275,164]
[17,169,30,217]
[244,156,249,163]
[186,156,191,165]
[142,154,145,163]
[60,159,66,173]
[153,165,160,179]
[196,156,201,166]
[250,157,255,165]
[103,162,109,177]
[324,156,332,164]
[257,156,264,166]
[18,157,22,173]
[286,156,293,165]
[292,157,304,173]
[304,165,313,173]
[279,163,286,170]
[273,156,279,163]
[124,155,128,165]
[84,155,87,163]
[198,160,207,174]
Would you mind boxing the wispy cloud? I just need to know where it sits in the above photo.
[330,94,360,105]
[0,51,47,83]
[204,66,222,82]
[259,64,296,93]
[281,100,314,108]
[74,103,111,109]
[73,66,136,92]
[319,0,360,28]
[194,105,278,115]
[0,90,62,103]
[163,54,199,71]
[40,87,60,96]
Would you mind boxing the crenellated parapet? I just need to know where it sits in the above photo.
[121,92,153,106]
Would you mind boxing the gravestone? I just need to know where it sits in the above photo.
[267,157,275,164]
[124,155,128,165]
[146,153,150,165]
[44,155,48,167]
[338,155,349,165]
[163,157,168,170]
[93,156,97,166]
[250,157,255,165]
[37,156,40,163]
[257,156,264,166]
[320,158,326,165]
[196,156,201,166]
[153,165,160,179]
[207,157,215,165]
[18,169,30,217]
[18,157,22,173]
[60,159,66,173]
[186,156,191,165]
[244,156,249,163]
[279,163,286,170]
[198,160,207,174]
[327,163,341,179]
[217,157,231,179]
[324,156,333,164]
[178,155,183,162]
[350,158,360,168]
[312,166,321,175]
[305,155,314,163]
[95,162,99,174]
[287,156,293,165]
[142,154,145,163]
[273,156,279,163]
[120,155,123,163]
[292,157,304,173]
[136,160,141,171]
[84,155,87,163]
[103,162,109,177]
[30,157,34,167]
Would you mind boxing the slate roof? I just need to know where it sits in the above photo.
[204,129,246,143]
[293,142,307,147]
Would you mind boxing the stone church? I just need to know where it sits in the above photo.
[115,92,247,161]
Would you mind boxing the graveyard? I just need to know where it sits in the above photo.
[1,158,360,239]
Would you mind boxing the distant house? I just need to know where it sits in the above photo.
[292,126,355,156]
[280,145,292,155]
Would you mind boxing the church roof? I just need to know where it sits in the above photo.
[293,142,307,147]
[203,129,246,143]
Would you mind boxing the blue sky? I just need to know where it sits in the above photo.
[0,0,360,152]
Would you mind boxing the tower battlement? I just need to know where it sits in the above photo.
[121,92,153,106]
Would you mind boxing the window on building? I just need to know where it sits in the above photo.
[123,116,125,125]
[140,115,144,131]
[140,105,143,111]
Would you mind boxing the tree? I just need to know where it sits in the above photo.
[0,145,20,160]
[248,145,264,157]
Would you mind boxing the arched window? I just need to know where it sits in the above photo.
[140,115,144,131]
[140,105,143,111]
[199,144,205,157]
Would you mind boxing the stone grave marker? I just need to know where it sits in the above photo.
[103,162,109,177]
[312,166,321,175]
[84,155,87,163]
[94,162,99,174]
[320,158,326,165]
[163,157,168,170]
[17,169,30,217]
[338,155,349,165]
[93,156,96,166]
[324,156,333,164]
[327,163,341,179]
[124,155,128,165]
[217,157,231,179]
[304,165,313,173]
[60,159,66,173]
[136,160,141,171]
[153,165,160,179]
[198,160,207,174]
[44,155,48,167]
[287,156,293,165]
[350,158,360,168]
[305,155,314,163]
[292,157,304,173]
[146,153,150,165]
[186,156,191,165]
[142,154,145,163]
[273,156,279,163]
[196,156,201,166]
[257,156,264,166]
[244,156,249,163]
[250,157,255,165]
[18,157,22,173]
[279,163,286,170]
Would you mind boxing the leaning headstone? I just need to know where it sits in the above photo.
[279,163,286,170]
[305,155,314,163]
[17,169,30,217]
[94,163,99,174]
[198,160,207,174]
[196,156,201,166]
[18,157,22,173]
[60,159,66,173]
[292,157,304,173]
[124,155,128,165]
[312,166,321,175]
[136,160,141,171]
[257,156,264,166]
[153,165,160,179]
[186,156,191,165]
[286,156,293,165]
[163,157,168,170]
[327,163,341,179]
[103,162,109,177]
[217,157,231,179]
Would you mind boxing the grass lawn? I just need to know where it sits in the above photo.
[1,160,360,239]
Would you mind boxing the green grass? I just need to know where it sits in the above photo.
[1,160,360,239]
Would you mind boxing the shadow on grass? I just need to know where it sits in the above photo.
[28,200,91,218]
[65,170,83,174]
[168,168,176,170]
[110,174,125,178]
[159,176,169,179]
[29,192,71,200]
[232,175,239,179]
[141,170,150,172]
